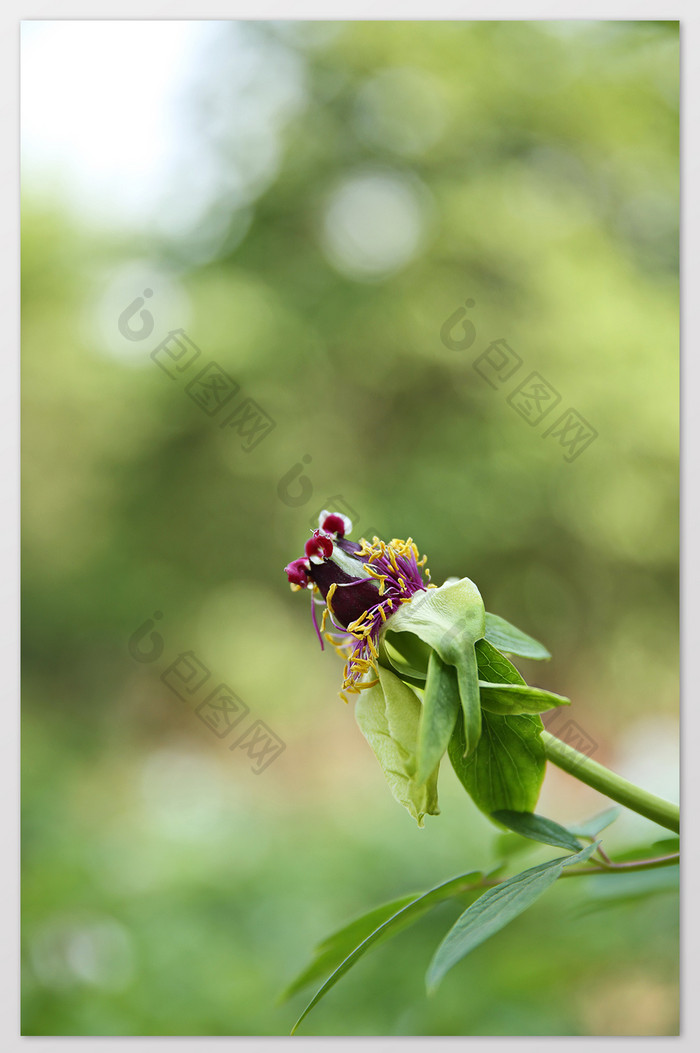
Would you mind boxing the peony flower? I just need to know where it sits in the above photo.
[285,511,433,701]
[284,515,566,826]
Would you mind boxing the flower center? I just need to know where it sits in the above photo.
[284,514,431,701]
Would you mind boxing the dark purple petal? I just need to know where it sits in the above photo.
[335,537,363,556]
[285,558,310,587]
[321,513,349,537]
[305,531,334,563]
[307,561,380,627]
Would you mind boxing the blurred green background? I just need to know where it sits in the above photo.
[22,20,679,1036]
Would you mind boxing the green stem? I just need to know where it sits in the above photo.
[571,852,680,875]
[542,731,679,834]
[466,852,679,894]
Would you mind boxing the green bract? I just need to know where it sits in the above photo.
[285,521,557,826]
[415,652,461,785]
[357,581,559,825]
[284,524,679,1033]
[355,665,440,826]
[387,577,486,757]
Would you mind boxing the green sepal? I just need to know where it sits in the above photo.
[387,578,486,755]
[416,651,461,785]
[354,665,439,826]
[383,630,431,680]
[387,577,486,665]
[455,642,481,756]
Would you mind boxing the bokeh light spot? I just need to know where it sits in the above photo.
[320,169,432,281]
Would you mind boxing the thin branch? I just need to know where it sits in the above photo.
[451,851,680,898]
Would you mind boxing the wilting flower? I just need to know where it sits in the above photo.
[284,515,564,826]
[285,511,432,701]
[283,513,485,824]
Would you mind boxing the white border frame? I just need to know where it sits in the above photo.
[5,5,695,1050]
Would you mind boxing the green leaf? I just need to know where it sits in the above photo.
[568,806,622,839]
[425,842,598,992]
[416,651,461,784]
[478,681,570,716]
[491,810,584,852]
[484,612,551,660]
[475,638,525,685]
[282,893,418,1001]
[476,644,568,718]
[291,870,485,1034]
[449,710,546,817]
[651,837,680,855]
[354,666,439,825]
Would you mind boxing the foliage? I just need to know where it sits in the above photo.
[284,613,678,1032]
